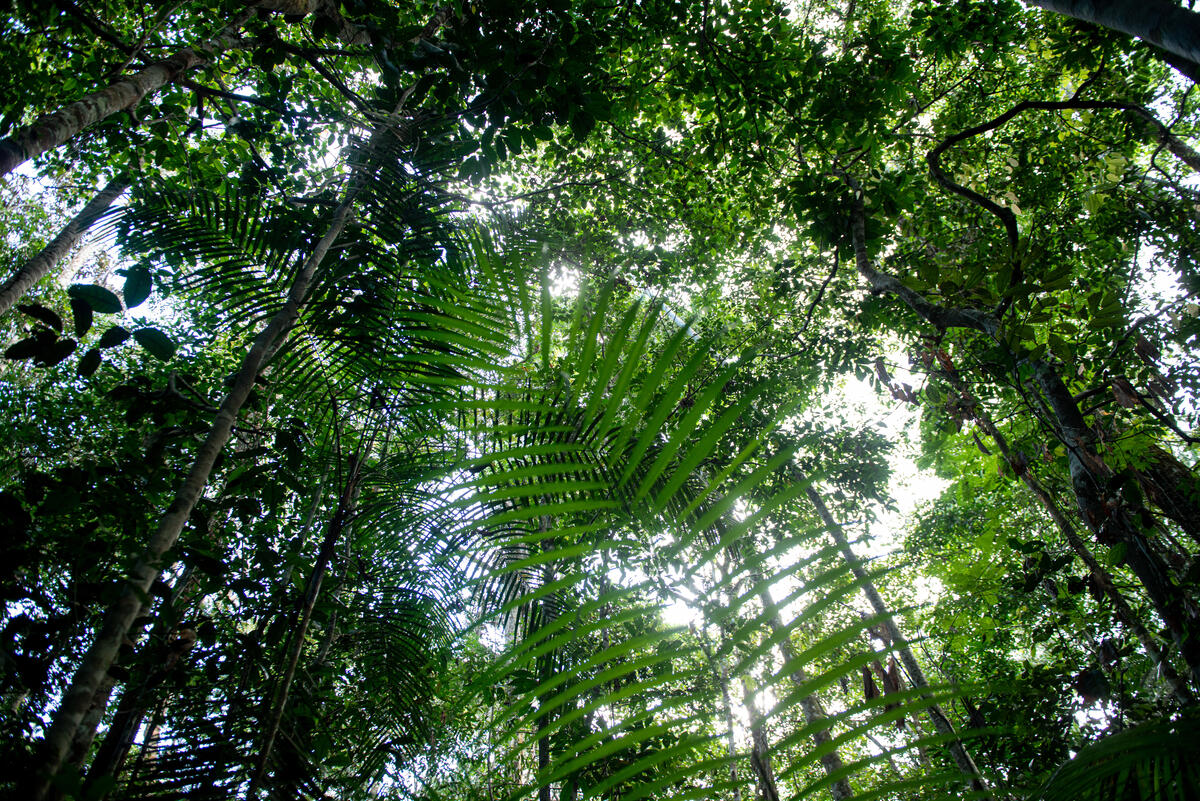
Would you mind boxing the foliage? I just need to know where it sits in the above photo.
[2,0,1200,799]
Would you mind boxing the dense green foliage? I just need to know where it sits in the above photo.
[2,0,1200,799]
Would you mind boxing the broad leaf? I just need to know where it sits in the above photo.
[68,284,122,314]
[132,327,176,361]
[122,267,152,308]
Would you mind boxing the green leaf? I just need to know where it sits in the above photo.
[123,267,152,308]
[40,338,77,367]
[132,327,176,361]
[16,303,62,331]
[69,297,93,337]
[77,348,102,377]
[4,335,44,360]
[569,110,596,141]
[98,325,131,349]
[68,284,122,314]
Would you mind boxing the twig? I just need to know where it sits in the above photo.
[800,247,838,333]
[181,79,295,116]
[927,98,1200,261]
[53,0,131,53]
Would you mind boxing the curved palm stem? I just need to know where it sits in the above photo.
[247,452,362,797]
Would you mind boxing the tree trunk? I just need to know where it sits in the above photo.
[84,617,199,796]
[0,13,248,179]
[710,515,854,800]
[30,168,362,801]
[1136,444,1200,547]
[535,559,556,801]
[537,706,552,801]
[1033,361,1200,687]
[0,177,128,315]
[742,681,781,801]
[63,674,116,770]
[798,481,993,797]
[247,463,358,797]
[843,179,1200,691]
[1025,0,1200,72]
[693,624,744,801]
[83,672,149,791]
[965,386,1198,702]
[125,698,166,787]
[753,577,855,800]
[720,661,744,801]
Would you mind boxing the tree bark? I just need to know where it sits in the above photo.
[843,183,999,338]
[83,672,148,790]
[0,176,128,316]
[1136,444,1200,547]
[1033,361,1200,687]
[742,681,782,801]
[125,698,166,787]
[844,180,1200,689]
[962,395,1196,705]
[721,663,744,801]
[693,624,744,801]
[30,165,361,801]
[63,674,116,770]
[1025,0,1200,72]
[709,510,854,799]
[798,481,994,797]
[750,573,855,800]
[0,13,248,179]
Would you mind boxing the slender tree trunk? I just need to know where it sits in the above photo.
[749,572,854,800]
[0,177,128,315]
[55,592,151,801]
[720,661,744,801]
[125,698,166,787]
[1025,0,1200,72]
[798,482,993,798]
[83,672,148,790]
[693,624,744,801]
[965,394,1197,704]
[537,705,552,801]
[247,465,358,797]
[0,18,248,178]
[64,674,116,770]
[711,516,854,800]
[864,732,905,780]
[30,164,363,801]
[742,681,781,801]
[84,617,197,795]
[535,558,556,801]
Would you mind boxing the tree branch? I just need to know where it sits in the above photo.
[53,0,132,53]
[927,99,1200,252]
[841,172,1001,337]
